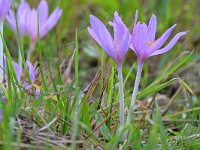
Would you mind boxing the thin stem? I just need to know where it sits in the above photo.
[16,37,23,72]
[117,64,124,127]
[0,21,4,83]
[27,42,35,60]
[126,60,144,125]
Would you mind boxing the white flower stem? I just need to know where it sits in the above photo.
[117,64,125,127]
[0,21,4,83]
[122,60,144,141]
[27,42,35,60]
[126,60,144,125]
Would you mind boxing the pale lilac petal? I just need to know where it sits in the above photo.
[17,0,29,17]
[38,0,49,25]
[26,60,35,83]
[35,89,40,100]
[150,24,177,52]
[112,11,127,42]
[90,15,106,38]
[40,8,62,37]
[147,15,157,42]
[99,26,117,61]
[0,0,11,20]
[17,0,30,37]
[7,0,30,37]
[27,9,38,43]
[13,61,21,81]
[130,23,139,55]
[137,23,148,58]
[118,29,130,61]
[87,27,102,46]
[150,31,187,56]
[6,10,16,31]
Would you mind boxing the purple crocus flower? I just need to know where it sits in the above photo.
[130,11,187,62]
[4,59,40,99]
[26,0,62,59]
[26,0,62,43]
[88,12,130,65]
[126,11,187,126]
[88,12,131,127]
[7,0,30,37]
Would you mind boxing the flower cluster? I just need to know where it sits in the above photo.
[3,57,39,99]
[88,11,187,128]
[0,0,62,122]
[7,0,62,43]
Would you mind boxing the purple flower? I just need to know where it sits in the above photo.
[0,0,11,21]
[26,0,62,43]
[88,12,131,127]
[13,60,35,84]
[4,58,40,99]
[126,11,188,129]
[7,0,30,37]
[87,11,131,65]
[130,11,187,62]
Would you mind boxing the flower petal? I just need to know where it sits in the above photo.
[118,29,130,61]
[90,15,105,38]
[6,10,16,32]
[99,26,116,61]
[0,0,11,20]
[130,22,139,55]
[27,9,38,42]
[38,0,49,25]
[149,24,177,53]
[150,31,187,56]
[26,60,35,83]
[112,11,127,42]
[137,23,148,58]
[147,15,157,42]
[87,27,102,46]
[13,61,21,81]
[40,7,62,37]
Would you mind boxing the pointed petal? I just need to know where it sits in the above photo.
[27,9,38,42]
[99,26,116,61]
[17,0,30,37]
[112,11,127,42]
[13,61,21,81]
[6,10,16,32]
[40,7,62,37]
[147,15,157,42]
[87,27,102,46]
[150,24,177,53]
[90,15,105,38]
[130,22,139,55]
[26,60,35,83]
[137,23,148,58]
[0,0,11,20]
[118,29,130,61]
[38,0,49,25]
[150,31,187,56]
